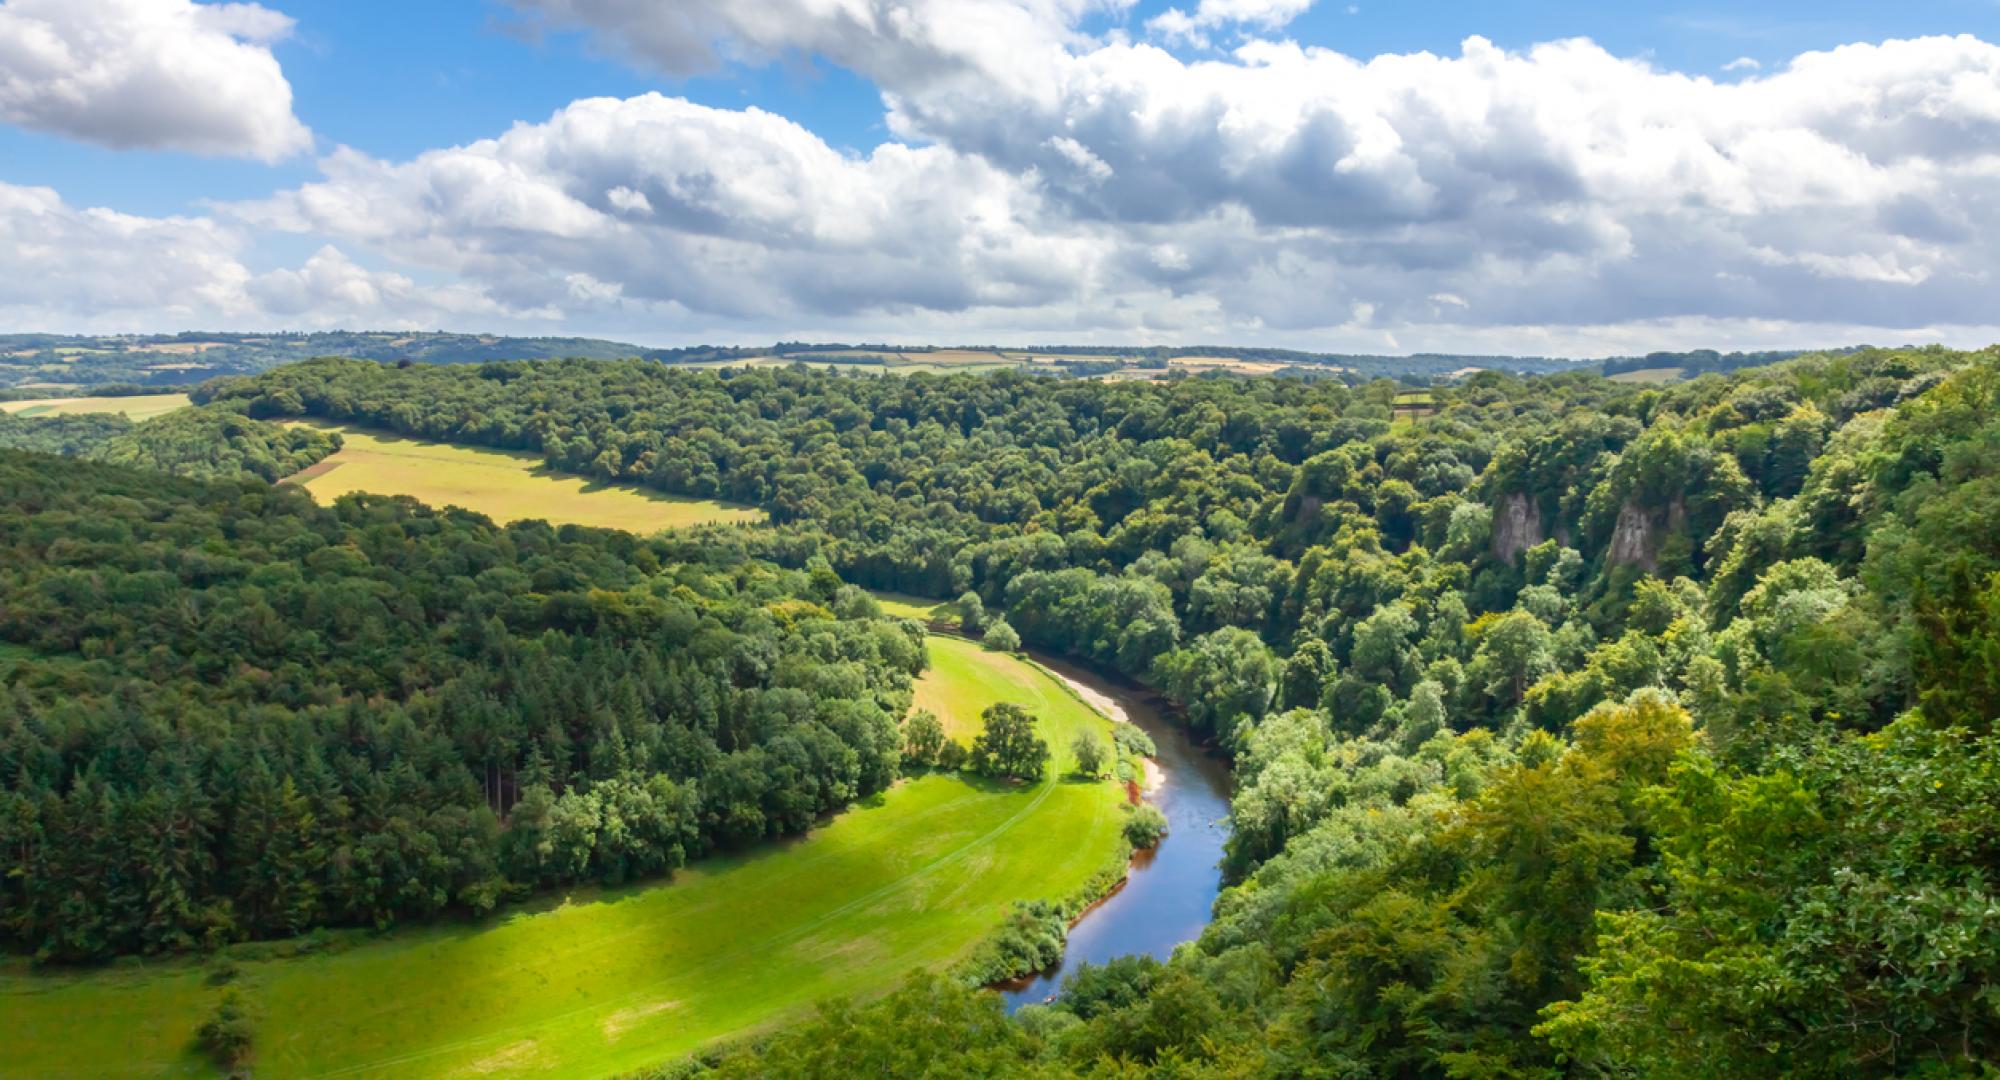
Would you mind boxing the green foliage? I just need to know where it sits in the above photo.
[0,404,339,482]
[969,704,1049,781]
[1069,732,1107,778]
[901,709,948,769]
[0,451,920,960]
[1121,803,1167,848]
[14,343,2000,1074]
[981,618,1021,653]
[194,989,258,1075]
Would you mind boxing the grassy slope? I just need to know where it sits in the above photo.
[2,638,1124,1079]
[1606,367,1686,384]
[0,393,191,421]
[872,591,954,622]
[284,423,764,533]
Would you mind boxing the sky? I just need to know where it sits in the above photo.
[2,1,1999,355]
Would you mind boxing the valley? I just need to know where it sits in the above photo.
[1,635,1130,1078]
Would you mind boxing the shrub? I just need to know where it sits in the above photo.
[1123,803,1168,849]
[982,619,1021,653]
[194,989,257,1076]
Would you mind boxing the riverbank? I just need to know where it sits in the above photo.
[998,650,1234,1011]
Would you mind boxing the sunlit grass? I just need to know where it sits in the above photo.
[0,393,191,421]
[2,637,1124,1079]
[284,423,763,534]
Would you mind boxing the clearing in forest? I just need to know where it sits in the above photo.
[1,635,1126,1079]
[284,422,763,534]
[0,393,191,421]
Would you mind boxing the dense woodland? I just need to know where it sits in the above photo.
[685,345,2000,1077]
[6,344,1999,1073]
[0,407,342,482]
[0,454,924,959]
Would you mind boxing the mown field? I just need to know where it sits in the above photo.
[0,393,191,421]
[1606,366,1686,384]
[284,423,763,533]
[1,636,1125,1079]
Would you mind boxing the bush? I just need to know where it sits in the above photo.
[957,901,1067,984]
[194,989,257,1075]
[1123,803,1168,849]
[982,619,1021,653]
[1072,732,1108,777]
[1112,723,1157,758]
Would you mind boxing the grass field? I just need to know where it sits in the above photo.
[1,636,1125,1079]
[1607,367,1686,384]
[872,592,954,622]
[285,423,763,534]
[0,393,191,421]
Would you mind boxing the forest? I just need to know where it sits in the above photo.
[0,406,342,482]
[0,452,925,960]
[4,343,1999,1075]
[673,345,2000,1077]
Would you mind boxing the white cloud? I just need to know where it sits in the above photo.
[0,182,537,331]
[233,94,1108,323]
[209,29,2000,347]
[1148,0,1316,46]
[14,0,2000,354]
[0,0,311,160]
[1723,56,1761,72]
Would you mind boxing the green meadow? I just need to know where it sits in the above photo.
[284,422,764,534]
[2,636,1126,1079]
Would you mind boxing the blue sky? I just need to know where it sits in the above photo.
[13,1,1999,216]
[4,0,2000,352]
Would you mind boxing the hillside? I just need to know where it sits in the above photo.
[6,344,2000,1077]
[6,330,1841,392]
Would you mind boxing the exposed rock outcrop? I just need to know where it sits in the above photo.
[1491,492,1543,564]
[1605,495,1686,573]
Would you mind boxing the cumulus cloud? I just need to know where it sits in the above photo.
[234,18,2000,346]
[0,182,532,330]
[1723,56,1761,72]
[17,0,2000,352]
[233,94,1107,322]
[502,0,1119,94]
[1149,0,1316,47]
[0,0,311,160]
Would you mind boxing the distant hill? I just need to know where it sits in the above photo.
[2,331,1843,392]
[0,332,652,390]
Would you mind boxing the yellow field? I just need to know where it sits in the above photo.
[285,423,763,534]
[1607,367,1686,384]
[0,393,192,421]
[1169,356,1287,375]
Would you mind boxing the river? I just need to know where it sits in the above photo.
[998,652,1234,1011]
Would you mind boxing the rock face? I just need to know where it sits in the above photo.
[1491,492,1543,564]
[1605,495,1686,573]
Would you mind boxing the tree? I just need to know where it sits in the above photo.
[968,704,1047,781]
[957,590,986,635]
[1153,628,1278,750]
[902,710,947,769]
[1071,732,1108,778]
[981,618,1020,653]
